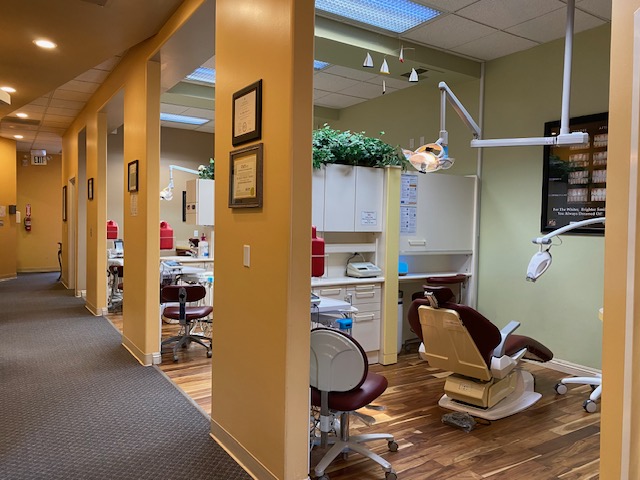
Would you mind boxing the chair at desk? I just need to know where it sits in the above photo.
[407,286,553,420]
[161,285,212,362]
[310,328,398,480]
[107,265,124,313]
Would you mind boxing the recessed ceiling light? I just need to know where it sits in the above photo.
[185,67,216,85]
[14,135,23,139]
[1,86,16,93]
[34,39,57,49]
[16,113,28,118]
[160,113,209,125]
[315,0,442,34]
[314,60,331,71]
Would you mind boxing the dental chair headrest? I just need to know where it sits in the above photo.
[422,286,456,305]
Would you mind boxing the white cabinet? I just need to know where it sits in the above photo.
[186,179,214,226]
[400,173,476,252]
[314,165,384,232]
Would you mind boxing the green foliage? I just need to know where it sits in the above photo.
[198,158,215,180]
[312,124,409,170]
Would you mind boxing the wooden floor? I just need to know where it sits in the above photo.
[108,314,600,479]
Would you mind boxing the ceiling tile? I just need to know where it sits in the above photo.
[46,106,82,117]
[42,114,77,123]
[161,121,198,130]
[404,14,497,49]
[380,76,417,89]
[415,0,478,13]
[322,65,379,82]
[48,98,85,110]
[457,0,566,30]
[452,31,539,60]
[315,93,367,109]
[161,103,189,115]
[183,107,214,119]
[74,69,110,84]
[507,8,605,43]
[314,89,331,100]
[30,97,51,106]
[93,56,123,72]
[57,79,101,94]
[340,81,390,99]
[576,0,612,21]
[313,72,361,92]
[52,89,92,102]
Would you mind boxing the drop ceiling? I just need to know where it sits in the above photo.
[0,0,611,154]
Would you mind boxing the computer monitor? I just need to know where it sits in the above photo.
[114,239,124,254]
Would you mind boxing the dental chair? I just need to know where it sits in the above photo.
[407,287,553,420]
[310,328,398,480]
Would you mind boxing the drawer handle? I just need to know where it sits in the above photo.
[408,239,427,246]
[354,285,375,292]
[354,313,375,322]
[319,288,341,296]
[355,292,375,299]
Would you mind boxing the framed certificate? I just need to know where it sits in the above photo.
[232,80,262,146]
[229,143,263,208]
[127,160,139,193]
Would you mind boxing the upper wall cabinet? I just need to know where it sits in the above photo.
[399,173,476,253]
[186,179,214,226]
[313,165,384,233]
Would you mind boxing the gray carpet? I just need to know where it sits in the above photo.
[0,273,252,480]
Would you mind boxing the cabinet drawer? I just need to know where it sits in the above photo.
[352,318,380,352]
[313,287,346,299]
[346,285,381,305]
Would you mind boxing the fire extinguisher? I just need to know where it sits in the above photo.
[24,204,32,232]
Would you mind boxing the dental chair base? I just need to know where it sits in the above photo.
[439,369,541,421]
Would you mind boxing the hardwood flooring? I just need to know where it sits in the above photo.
[107,314,600,479]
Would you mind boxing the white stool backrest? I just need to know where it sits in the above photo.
[310,329,366,393]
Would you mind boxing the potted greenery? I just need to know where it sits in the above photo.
[312,124,409,170]
[198,158,215,179]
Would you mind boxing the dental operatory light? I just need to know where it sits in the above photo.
[403,142,453,173]
[160,165,200,201]
[526,217,605,282]
[407,0,587,175]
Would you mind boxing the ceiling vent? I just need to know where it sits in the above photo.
[79,0,110,6]
[401,67,428,79]
[1,117,40,127]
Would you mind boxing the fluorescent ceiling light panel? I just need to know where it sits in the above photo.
[160,113,209,125]
[314,60,331,70]
[185,67,216,85]
[315,0,441,33]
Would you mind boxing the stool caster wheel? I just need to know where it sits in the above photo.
[316,475,329,480]
[583,399,598,413]
[207,350,212,358]
[173,355,178,362]
[554,383,568,395]
[388,440,398,452]
[385,471,397,480]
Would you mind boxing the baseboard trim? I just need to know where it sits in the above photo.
[84,301,103,317]
[0,275,17,282]
[16,267,58,273]
[122,335,153,366]
[530,357,601,377]
[210,420,274,480]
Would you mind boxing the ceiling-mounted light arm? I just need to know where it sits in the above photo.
[160,164,200,201]
[438,81,482,151]
[526,217,605,282]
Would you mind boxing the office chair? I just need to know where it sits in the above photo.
[407,287,553,420]
[107,265,124,313]
[310,328,398,480]
[160,285,212,362]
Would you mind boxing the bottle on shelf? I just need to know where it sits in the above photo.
[198,232,209,258]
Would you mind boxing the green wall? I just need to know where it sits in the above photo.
[321,24,610,369]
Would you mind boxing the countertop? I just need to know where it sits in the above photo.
[311,276,385,287]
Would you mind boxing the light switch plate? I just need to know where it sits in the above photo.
[243,245,250,267]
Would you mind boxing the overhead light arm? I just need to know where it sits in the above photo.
[160,164,200,201]
[526,217,605,282]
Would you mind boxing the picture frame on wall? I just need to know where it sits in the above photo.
[541,112,608,234]
[62,185,67,222]
[228,143,263,208]
[127,160,139,192]
[87,178,94,201]
[232,80,262,146]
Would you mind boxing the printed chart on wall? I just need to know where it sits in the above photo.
[542,112,608,234]
[400,173,418,234]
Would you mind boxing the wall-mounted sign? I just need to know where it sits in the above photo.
[31,149,48,165]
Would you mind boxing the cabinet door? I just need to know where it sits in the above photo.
[323,164,356,232]
[354,167,384,232]
[400,174,476,252]
[311,167,325,231]
[186,179,215,226]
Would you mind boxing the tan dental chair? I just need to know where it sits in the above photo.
[408,287,553,420]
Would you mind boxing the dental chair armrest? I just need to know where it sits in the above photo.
[494,320,520,357]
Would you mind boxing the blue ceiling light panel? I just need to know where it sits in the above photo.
[315,0,441,34]
[160,113,209,125]
[314,60,331,70]
[186,67,216,85]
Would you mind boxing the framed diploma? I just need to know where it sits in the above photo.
[229,143,263,208]
[232,80,262,146]
[127,160,139,193]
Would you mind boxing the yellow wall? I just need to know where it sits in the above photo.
[62,0,206,356]
[0,138,17,279]
[16,153,62,272]
[601,1,640,477]
[211,0,314,478]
